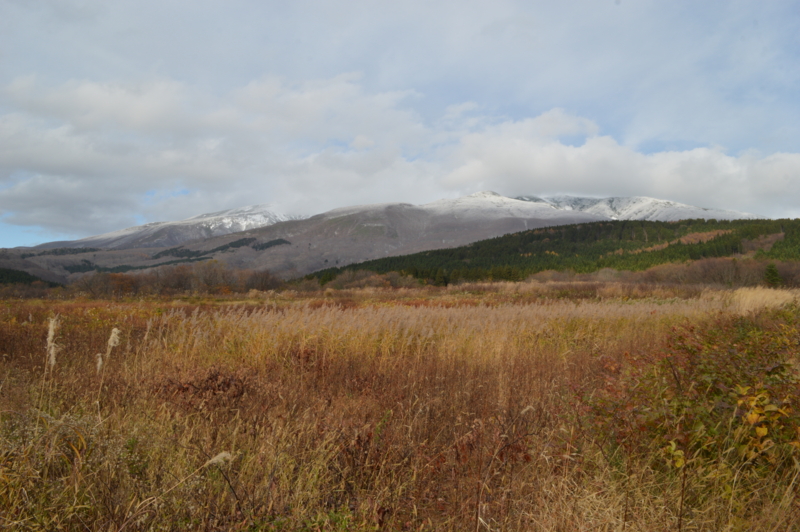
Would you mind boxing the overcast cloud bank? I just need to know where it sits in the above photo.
[1,0,798,246]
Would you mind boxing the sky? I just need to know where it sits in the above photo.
[1,0,799,247]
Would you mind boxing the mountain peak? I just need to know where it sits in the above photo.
[522,194,759,222]
[36,203,305,250]
[466,191,502,198]
[32,191,760,252]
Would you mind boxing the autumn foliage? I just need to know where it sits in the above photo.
[0,285,798,530]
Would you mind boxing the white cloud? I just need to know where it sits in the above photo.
[2,71,799,242]
[443,123,800,217]
[1,0,799,245]
[0,75,444,235]
[6,77,192,133]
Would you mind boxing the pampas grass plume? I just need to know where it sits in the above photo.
[46,315,60,369]
[106,328,121,358]
[203,452,233,468]
[96,327,121,374]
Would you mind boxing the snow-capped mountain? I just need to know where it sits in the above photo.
[10,191,768,281]
[37,204,305,250]
[516,195,759,222]
[321,191,601,226]
[420,191,576,222]
[32,192,759,253]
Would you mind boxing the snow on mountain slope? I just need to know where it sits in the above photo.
[155,191,610,277]
[420,191,598,221]
[32,191,760,254]
[516,195,759,221]
[17,191,769,280]
[314,191,603,230]
[37,204,305,250]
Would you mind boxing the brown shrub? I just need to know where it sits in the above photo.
[157,367,248,412]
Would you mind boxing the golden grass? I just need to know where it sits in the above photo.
[0,284,798,530]
[726,286,800,315]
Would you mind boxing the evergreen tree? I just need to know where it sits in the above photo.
[764,264,783,287]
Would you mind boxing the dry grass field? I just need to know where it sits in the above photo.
[1,282,799,530]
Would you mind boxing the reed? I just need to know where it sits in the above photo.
[0,283,797,530]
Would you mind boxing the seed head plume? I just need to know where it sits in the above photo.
[106,328,121,359]
[97,328,121,374]
[46,315,61,370]
[203,452,233,467]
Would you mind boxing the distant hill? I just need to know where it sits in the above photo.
[6,192,608,281]
[307,218,796,285]
[30,192,757,252]
[0,267,60,286]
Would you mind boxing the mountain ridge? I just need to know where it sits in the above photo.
[2,191,766,283]
[515,195,760,222]
[34,203,305,250]
[32,192,759,252]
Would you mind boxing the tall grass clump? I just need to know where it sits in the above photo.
[0,287,797,530]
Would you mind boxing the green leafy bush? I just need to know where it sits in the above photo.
[578,305,800,521]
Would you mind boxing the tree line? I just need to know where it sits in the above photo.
[309,218,798,285]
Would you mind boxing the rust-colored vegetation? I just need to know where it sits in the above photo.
[743,232,786,254]
[1,284,798,530]
[609,229,735,256]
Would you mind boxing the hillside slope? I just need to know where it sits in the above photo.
[11,192,606,280]
[5,192,767,282]
[35,204,304,250]
[307,218,795,284]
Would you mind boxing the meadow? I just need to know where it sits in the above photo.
[1,281,799,530]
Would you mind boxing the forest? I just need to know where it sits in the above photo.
[309,218,799,286]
